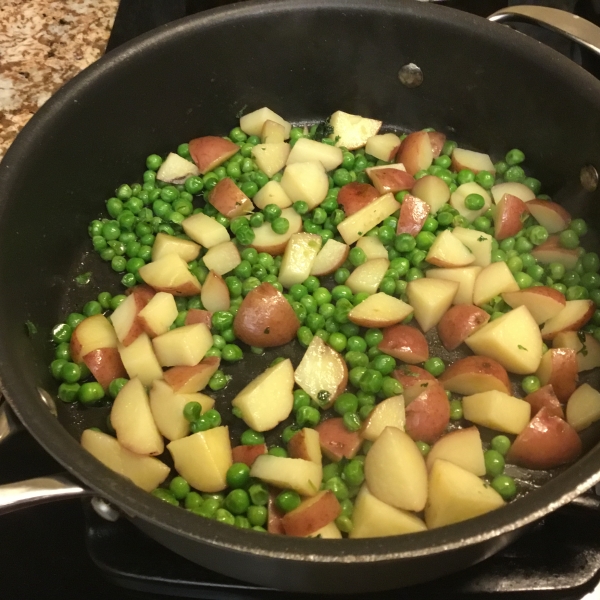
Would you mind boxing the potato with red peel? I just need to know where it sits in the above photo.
[138,292,178,338]
[439,356,511,396]
[268,490,286,535]
[531,235,579,270]
[250,207,302,256]
[427,131,446,158]
[465,305,543,374]
[451,148,495,174]
[396,131,433,176]
[233,282,300,347]
[426,427,485,476]
[524,384,564,419]
[203,241,241,276]
[378,324,429,364]
[364,426,428,512]
[118,333,163,387]
[350,485,427,539]
[200,270,230,313]
[232,359,294,432]
[462,390,531,435]
[108,289,152,347]
[425,459,504,529]
[288,428,322,464]
[139,253,202,296]
[493,193,529,241]
[502,286,566,325]
[83,348,127,392]
[240,107,291,138]
[392,366,436,403]
[315,418,362,462]
[426,230,475,268]
[231,444,268,467]
[208,178,254,218]
[310,239,350,276]
[566,384,600,432]
[507,407,581,470]
[404,382,450,444]
[70,314,118,364]
[437,304,490,350]
[336,183,379,217]
[156,152,200,184]
[152,323,213,367]
[361,395,405,441]
[426,266,482,305]
[396,194,431,237]
[151,232,200,263]
[472,261,519,307]
[295,336,347,408]
[553,331,600,372]
[366,165,415,195]
[162,356,220,393]
[282,491,341,537]
[337,192,399,245]
[261,120,286,144]
[536,348,578,402]
[188,136,239,174]
[527,200,571,234]
[184,309,213,328]
[111,377,164,456]
[365,133,402,161]
[329,110,382,150]
[406,276,459,333]
[348,293,413,328]
[540,299,595,340]
[250,455,322,497]
[411,175,450,214]
[491,182,535,203]
[345,257,390,295]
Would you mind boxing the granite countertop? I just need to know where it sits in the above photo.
[0,0,119,161]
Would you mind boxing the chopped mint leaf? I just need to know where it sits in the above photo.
[25,320,37,336]
[75,271,91,285]
[518,345,527,351]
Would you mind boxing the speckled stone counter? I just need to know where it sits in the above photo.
[0,0,119,160]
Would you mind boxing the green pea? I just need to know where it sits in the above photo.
[108,378,128,399]
[263,203,282,223]
[570,218,588,237]
[457,169,475,185]
[364,329,383,347]
[241,429,264,446]
[449,399,463,420]
[359,369,383,394]
[226,463,251,489]
[221,344,243,362]
[559,229,580,250]
[345,351,369,369]
[184,491,203,510]
[370,354,396,376]
[334,392,359,416]
[381,376,403,398]
[394,233,417,253]
[146,154,163,170]
[78,382,104,405]
[484,449,505,478]
[208,370,230,391]
[52,323,72,344]
[60,362,81,383]
[529,225,548,246]
[491,474,517,500]
[348,247,367,267]
[424,357,445,377]
[505,148,525,165]
[325,476,349,501]
[276,490,301,513]
[464,193,485,211]
[223,489,250,516]
[295,405,320,427]
[342,460,365,487]
[491,435,511,456]
[505,165,525,182]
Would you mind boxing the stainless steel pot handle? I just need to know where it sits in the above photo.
[0,474,91,515]
[0,396,22,443]
[489,5,600,58]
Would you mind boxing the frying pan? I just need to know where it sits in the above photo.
[1,0,600,594]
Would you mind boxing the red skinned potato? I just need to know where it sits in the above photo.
[378,324,429,364]
[502,286,566,325]
[392,365,436,403]
[535,348,578,402]
[268,489,286,535]
[189,136,239,174]
[184,309,213,328]
[526,200,571,234]
[208,177,253,218]
[231,444,268,467]
[233,282,300,347]
[396,195,431,237]
[162,356,220,393]
[437,304,490,350]
[493,193,529,241]
[366,166,415,195]
[524,384,564,419]
[427,131,446,158]
[282,490,341,537]
[83,348,127,391]
[531,235,579,270]
[405,382,450,444]
[109,286,154,347]
[336,183,379,217]
[70,314,118,364]
[125,284,156,305]
[315,418,363,462]
[396,131,433,175]
[541,299,595,340]
[451,148,495,174]
[439,356,511,396]
[507,407,581,470]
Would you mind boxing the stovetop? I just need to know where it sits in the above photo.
[3,1,600,599]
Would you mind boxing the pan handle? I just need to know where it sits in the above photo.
[0,397,23,443]
[488,5,600,58]
[0,473,91,515]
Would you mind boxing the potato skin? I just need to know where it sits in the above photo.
[233,282,300,347]
[437,304,490,350]
[405,382,450,444]
[337,183,379,217]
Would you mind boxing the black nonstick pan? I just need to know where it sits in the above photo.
[1,0,600,594]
